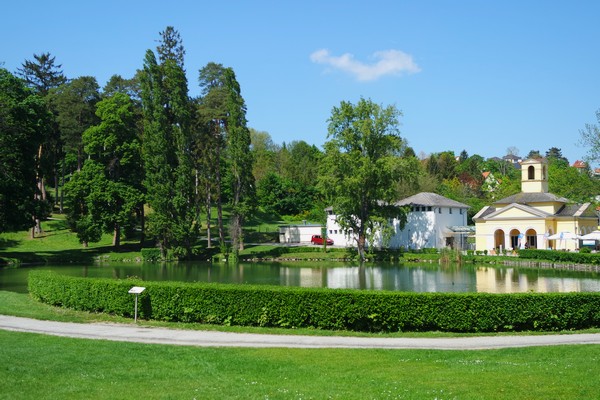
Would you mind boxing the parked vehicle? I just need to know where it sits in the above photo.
[311,235,333,245]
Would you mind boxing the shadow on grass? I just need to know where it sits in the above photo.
[1,242,145,265]
[0,238,20,251]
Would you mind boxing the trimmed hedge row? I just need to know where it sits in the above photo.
[28,270,600,333]
[518,249,600,264]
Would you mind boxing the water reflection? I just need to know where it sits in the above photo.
[1,262,600,294]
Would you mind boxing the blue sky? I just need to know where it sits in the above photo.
[2,1,600,165]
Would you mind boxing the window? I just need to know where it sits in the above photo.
[329,230,332,234]
[528,165,535,180]
[438,208,442,214]
[460,209,464,215]
[427,206,432,211]
[449,208,453,214]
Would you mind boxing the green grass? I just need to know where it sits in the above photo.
[0,215,143,264]
[1,329,598,399]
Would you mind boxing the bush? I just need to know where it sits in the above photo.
[28,270,600,333]
[141,248,161,262]
[518,249,600,264]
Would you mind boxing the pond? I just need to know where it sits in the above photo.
[2,261,600,294]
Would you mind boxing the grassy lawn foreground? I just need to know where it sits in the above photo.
[1,329,598,399]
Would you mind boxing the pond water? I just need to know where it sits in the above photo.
[2,261,600,294]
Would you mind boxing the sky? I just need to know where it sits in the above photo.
[2,0,600,165]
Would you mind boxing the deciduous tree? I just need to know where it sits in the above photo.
[318,98,417,260]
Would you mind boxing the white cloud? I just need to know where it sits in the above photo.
[310,49,420,81]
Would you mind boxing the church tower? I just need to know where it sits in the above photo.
[520,158,548,193]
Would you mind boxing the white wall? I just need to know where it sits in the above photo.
[278,225,322,243]
[326,206,468,249]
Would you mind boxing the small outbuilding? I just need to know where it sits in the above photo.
[278,223,322,244]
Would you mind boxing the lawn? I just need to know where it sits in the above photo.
[1,329,598,399]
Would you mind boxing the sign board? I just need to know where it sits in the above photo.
[128,286,146,294]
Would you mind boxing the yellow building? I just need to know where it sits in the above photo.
[473,158,598,252]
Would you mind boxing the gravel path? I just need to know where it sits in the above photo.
[2,315,600,350]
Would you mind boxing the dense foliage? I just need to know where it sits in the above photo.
[0,69,52,233]
[29,271,600,333]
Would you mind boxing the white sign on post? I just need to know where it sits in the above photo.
[128,286,146,322]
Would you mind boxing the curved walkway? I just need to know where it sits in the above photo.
[2,315,600,350]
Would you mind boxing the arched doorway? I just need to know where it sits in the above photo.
[494,229,505,250]
[526,228,537,249]
[509,229,521,250]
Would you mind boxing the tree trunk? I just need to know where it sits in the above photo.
[139,206,145,245]
[113,223,121,247]
[357,234,366,261]
[205,187,212,248]
[59,161,65,213]
[215,148,225,251]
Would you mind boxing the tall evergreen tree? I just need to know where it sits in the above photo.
[224,67,255,258]
[17,52,67,223]
[0,69,52,233]
[197,62,228,250]
[140,27,196,258]
[17,53,66,96]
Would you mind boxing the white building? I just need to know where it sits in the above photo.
[326,192,471,250]
[278,223,322,244]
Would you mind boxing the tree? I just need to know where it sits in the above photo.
[318,98,417,260]
[526,149,542,159]
[281,140,322,187]
[66,93,144,247]
[17,53,66,96]
[49,76,101,170]
[545,147,569,165]
[102,74,141,103]
[250,129,278,183]
[548,161,599,203]
[0,68,52,233]
[196,62,228,250]
[580,109,600,164]
[223,67,255,259]
[17,52,67,221]
[140,27,196,258]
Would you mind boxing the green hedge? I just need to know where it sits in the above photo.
[28,270,600,333]
[518,249,600,264]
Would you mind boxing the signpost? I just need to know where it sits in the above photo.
[128,286,146,322]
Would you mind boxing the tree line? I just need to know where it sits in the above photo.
[3,26,600,260]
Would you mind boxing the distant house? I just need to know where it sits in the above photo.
[481,171,502,194]
[326,192,472,250]
[474,158,598,251]
[503,154,523,169]
[572,160,588,173]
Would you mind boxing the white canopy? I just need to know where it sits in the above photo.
[580,230,600,241]
[547,232,580,240]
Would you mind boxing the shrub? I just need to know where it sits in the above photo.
[141,248,161,262]
[28,270,600,333]
[518,249,600,264]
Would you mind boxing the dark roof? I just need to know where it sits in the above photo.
[475,202,595,220]
[494,192,568,205]
[395,192,469,209]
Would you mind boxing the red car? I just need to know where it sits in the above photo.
[311,235,333,245]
